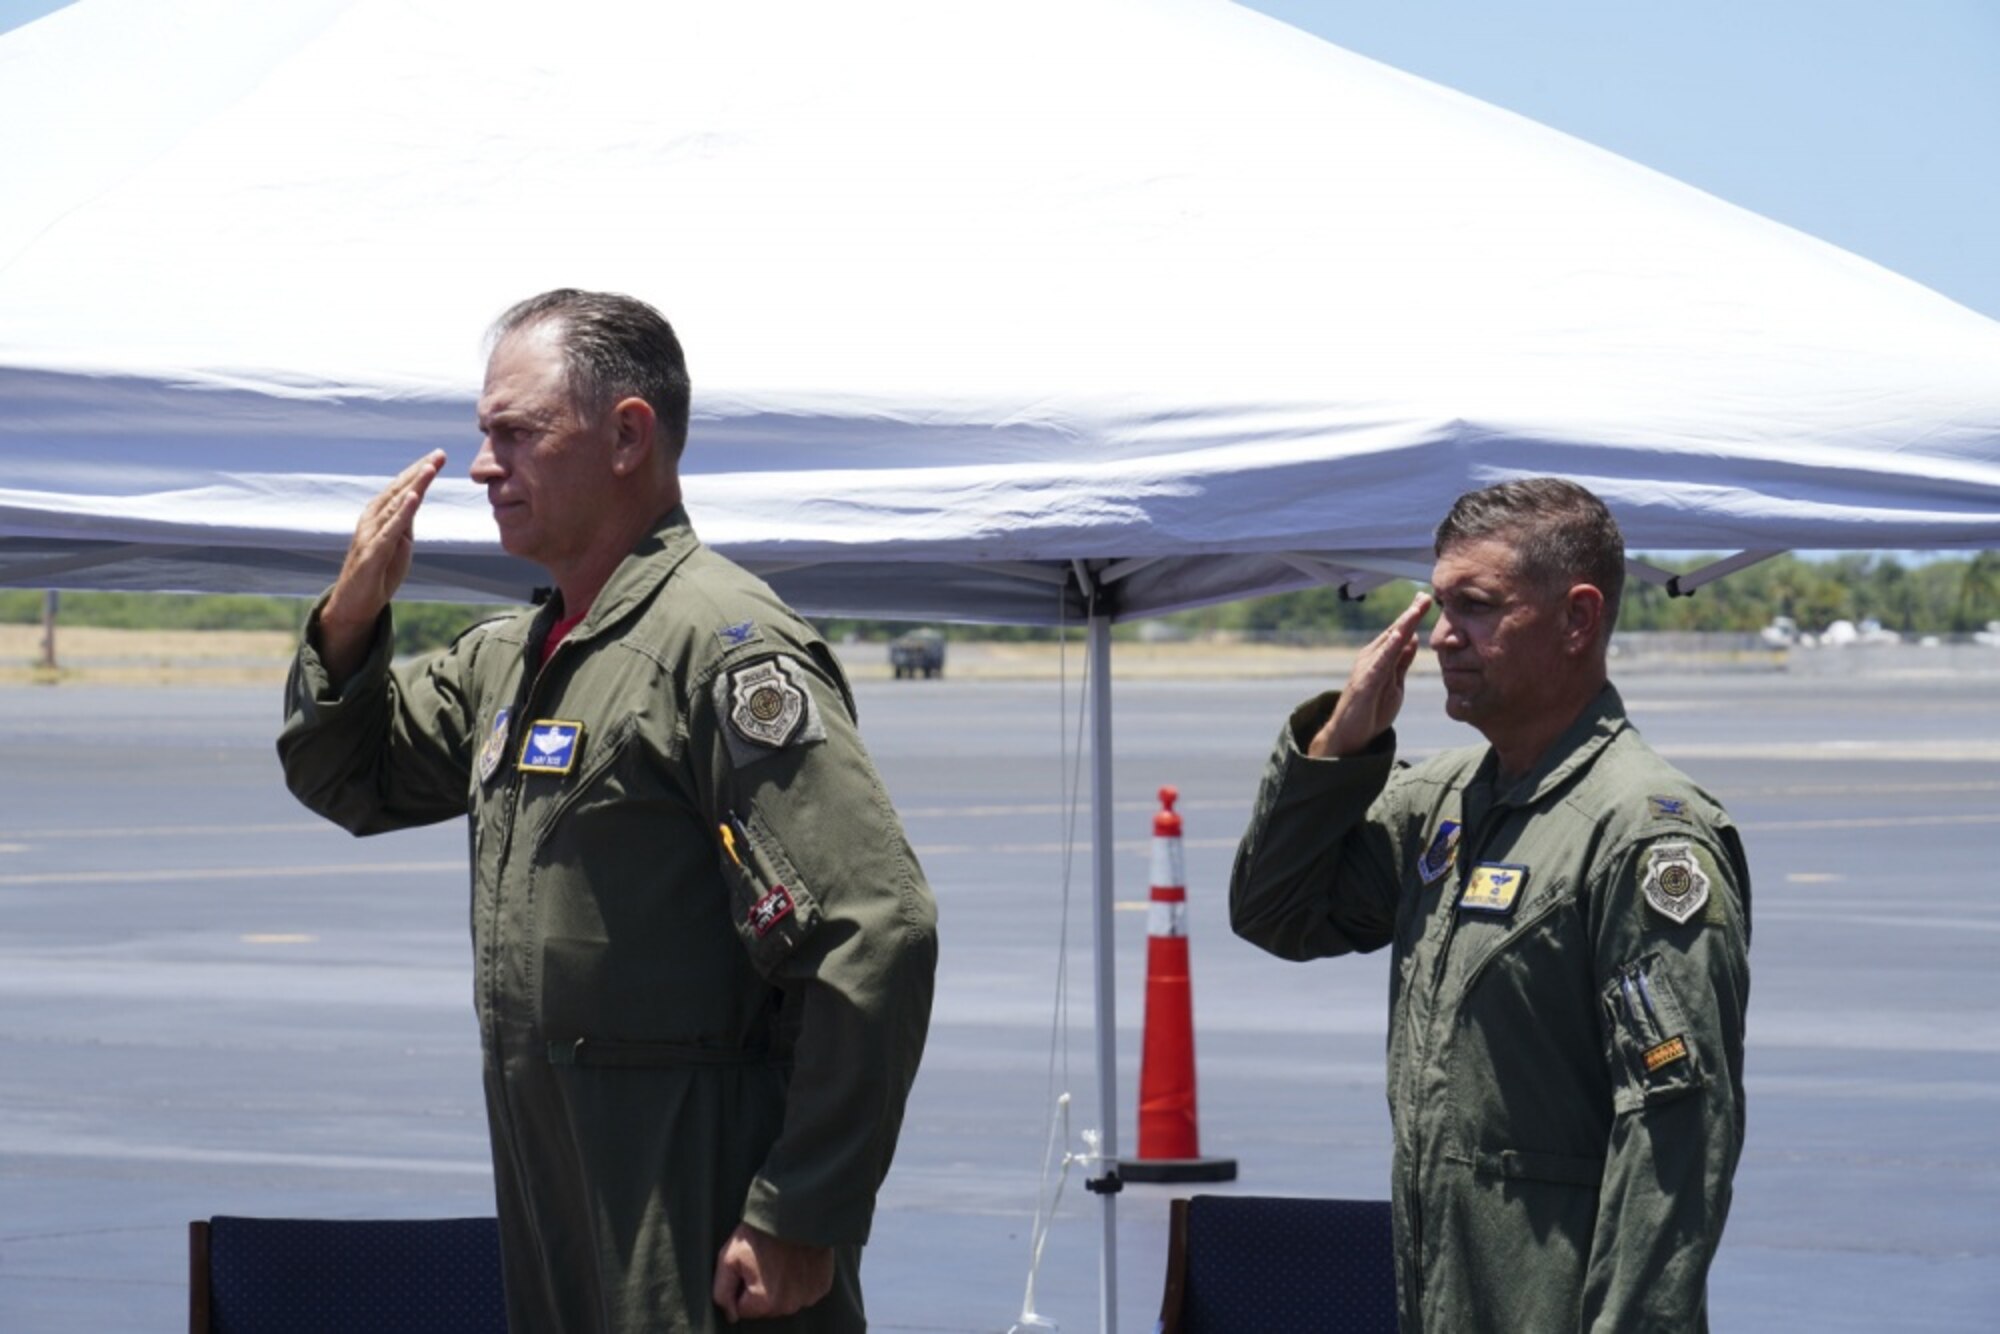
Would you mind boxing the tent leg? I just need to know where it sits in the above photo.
[1088,613,1118,1334]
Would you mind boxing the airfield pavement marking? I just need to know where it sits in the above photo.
[1,776,1994,847]
[1746,812,2000,832]
[0,821,329,841]
[1753,910,2000,934]
[1729,779,2000,798]
[0,861,462,887]
[3,812,1996,887]
[0,1131,491,1177]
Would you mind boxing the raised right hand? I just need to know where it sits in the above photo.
[1308,590,1432,758]
[316,450,446,683]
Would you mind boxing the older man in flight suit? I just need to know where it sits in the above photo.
[1230,478,1749,1331]
[279,289,938,1332]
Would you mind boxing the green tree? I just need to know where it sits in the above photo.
[1956,551,2000,633]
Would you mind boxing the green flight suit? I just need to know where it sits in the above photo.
[278,508,938,1333]
[1231,685,1749,1333]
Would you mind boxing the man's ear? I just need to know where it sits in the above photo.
[1564,583,1606,655]
[608,396,658,478]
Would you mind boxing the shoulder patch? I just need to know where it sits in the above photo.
[1640,841,1711,925]
[714,657,828,768]
[1647,794,1690,821]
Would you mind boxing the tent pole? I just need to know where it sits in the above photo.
[1087,610,1119,1334]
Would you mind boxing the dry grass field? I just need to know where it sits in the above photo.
[0,624,1379,686]
[24,625,1926,689]
[0,625,298,686]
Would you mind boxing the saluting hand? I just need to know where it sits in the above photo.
[711,1223,834,1323]
[316,450,446,685]
[1309,590,1433,758]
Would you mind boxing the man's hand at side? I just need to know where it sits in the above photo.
[711,1223,834,1323]
[1309,590,1432,758]
[315,450,446,686]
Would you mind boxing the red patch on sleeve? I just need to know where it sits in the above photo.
[749,884,795,938]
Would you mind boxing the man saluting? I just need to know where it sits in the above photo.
[1231,478,1749,1332]
[280,289,938,1332]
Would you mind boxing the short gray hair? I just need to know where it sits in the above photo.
[490,289,692,457]
[1435,477,1625,634]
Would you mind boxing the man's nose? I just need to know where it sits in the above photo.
[469,436,502,482]
[1429,612,1457,650]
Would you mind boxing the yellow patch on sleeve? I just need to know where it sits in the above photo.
[1643,1034,1690,1073]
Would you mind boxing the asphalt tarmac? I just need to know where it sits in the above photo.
[2,664,1996,1331]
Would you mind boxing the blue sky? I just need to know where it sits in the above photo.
[6,0,1995,322]
[1242,0,2000,321]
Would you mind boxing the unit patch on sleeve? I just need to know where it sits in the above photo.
[715,657,828,768]
[517,719,583,775]
[728,659,807,746]
[1640,841,1711,924]
[1459,863,1527,915]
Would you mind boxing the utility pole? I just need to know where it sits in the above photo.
[39,589,58,671]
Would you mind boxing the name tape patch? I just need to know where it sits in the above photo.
[518,720,583,774]
[1459,863,1527,914]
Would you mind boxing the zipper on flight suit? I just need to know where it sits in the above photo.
[485,627,560,1034]
[1404,789,1509,1297]
[479,610,569,1281]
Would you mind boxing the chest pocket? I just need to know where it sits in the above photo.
[1448,874,1573,995]
[521,714,640,834]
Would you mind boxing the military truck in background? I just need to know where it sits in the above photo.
[889,627,946,679]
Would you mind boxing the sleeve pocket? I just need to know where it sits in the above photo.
[718,809,823,975]
[1601,953,1707,1113]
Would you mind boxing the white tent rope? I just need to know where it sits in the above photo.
[1009,572,1099,1333]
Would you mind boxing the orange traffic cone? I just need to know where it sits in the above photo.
[1122,786,1237,1184]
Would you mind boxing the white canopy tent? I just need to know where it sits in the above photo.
[4,1,2000,1327]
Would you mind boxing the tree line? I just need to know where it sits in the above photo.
[4,551,1997,654]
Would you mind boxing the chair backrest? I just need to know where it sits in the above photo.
[189,1215,507,1334]
[1156,1194,1397,1334]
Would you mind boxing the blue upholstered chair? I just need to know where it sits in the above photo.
[1155,1194,1397,1333]
[189,1215,506,1334]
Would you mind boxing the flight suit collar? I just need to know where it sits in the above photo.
[533,506,702,649]
[1481,683,1630,813]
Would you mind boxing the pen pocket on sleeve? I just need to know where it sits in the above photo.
[716,809,822,974]
[1602,954,1705,1112]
